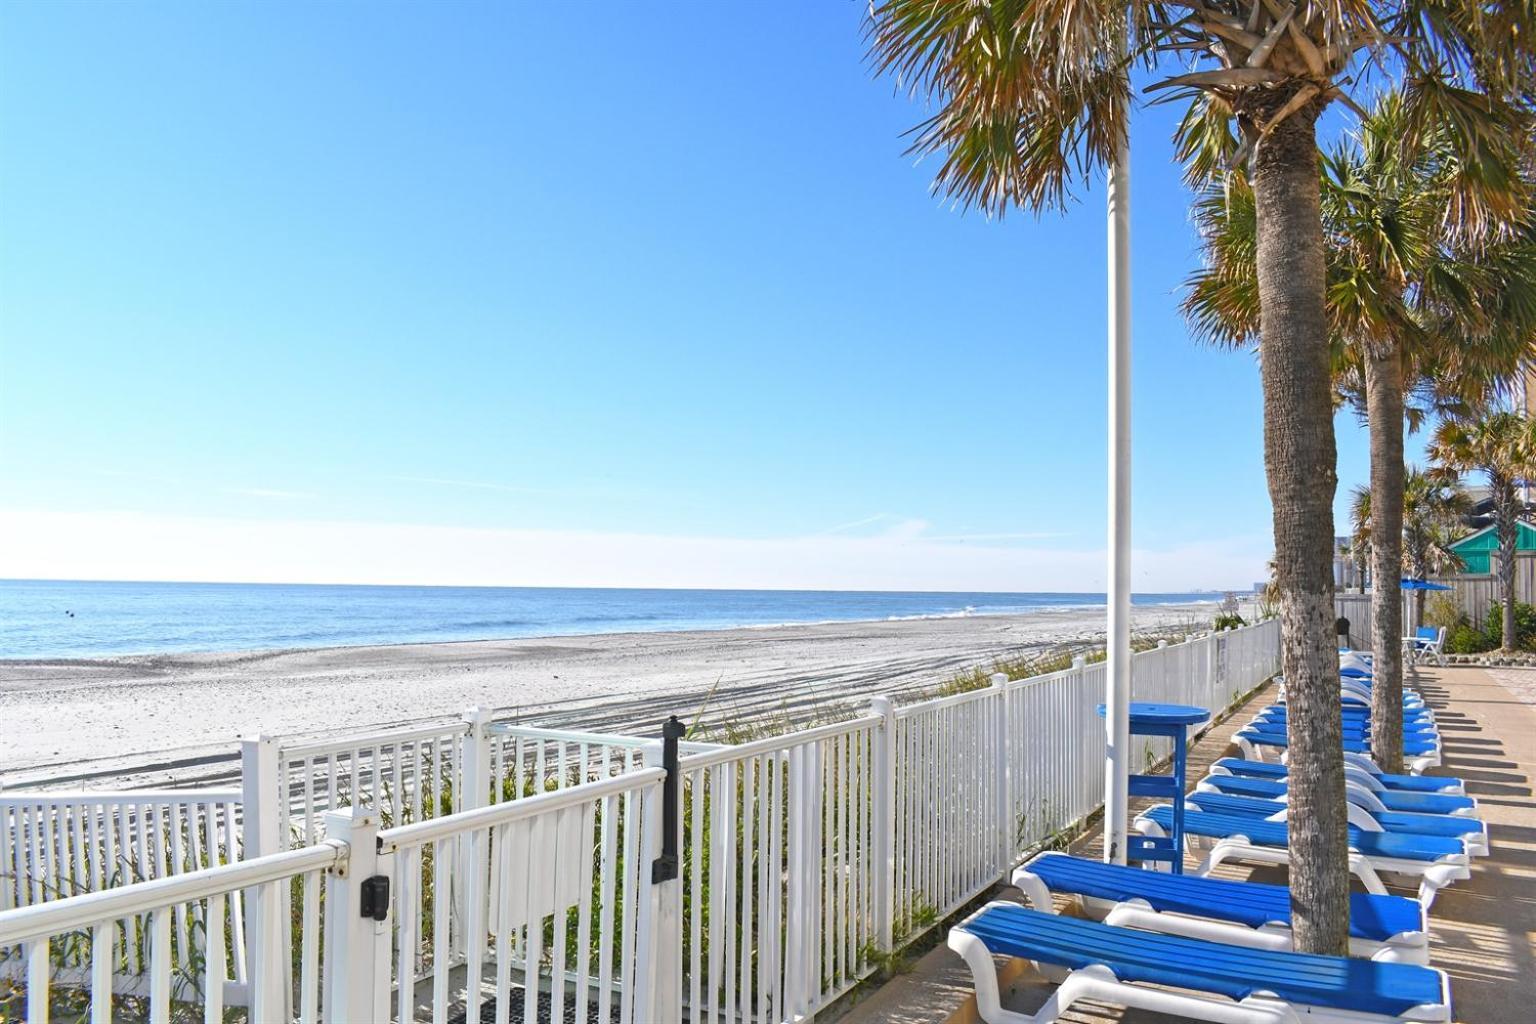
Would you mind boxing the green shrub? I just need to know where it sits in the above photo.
[1446,624,1491,654]
[1423,592,1465,631]
[1481,601,1536,651]
[1212,613,1246,631]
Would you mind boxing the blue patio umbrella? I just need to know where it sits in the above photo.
[1399,578,1452,633]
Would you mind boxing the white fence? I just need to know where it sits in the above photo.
[0,619,1281,1022]
[252,715,725,851]
[377,766,668,1024]
[676,716,886,1021]
[263,721,471,849]
[1,789,243,913]
[0,787,249,1006]
[0,837,340,1023]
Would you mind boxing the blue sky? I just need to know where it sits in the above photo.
[0,2,1410,592]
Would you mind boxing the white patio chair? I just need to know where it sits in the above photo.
[1403,627,1446,667]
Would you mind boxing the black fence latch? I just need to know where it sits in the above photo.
[360,874,390,921]
[651,715,685,884]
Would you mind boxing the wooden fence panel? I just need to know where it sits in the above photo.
[1335,553,1536,648]
[1436,554,1536,625]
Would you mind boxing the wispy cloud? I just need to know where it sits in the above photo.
[814,516,1067,544]
[815,515,932,541]
[87,467,180,485]
[385,475,560,496]
[226,487,312,501]
[877,518,932,542]
[816,513,894,535]
[0,507,1271,592]
[86,470,314,502]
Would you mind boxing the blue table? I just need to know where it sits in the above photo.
[1096,702,1210,873]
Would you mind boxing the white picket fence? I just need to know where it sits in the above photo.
[0,790,243,913]
[0,833,341,1023]
[0,788,249,1006]
[0,619,1281,1022]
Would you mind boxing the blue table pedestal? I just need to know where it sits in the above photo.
[1097,702,1210,873]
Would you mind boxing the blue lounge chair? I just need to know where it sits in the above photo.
[1211,756,1465,795]
[1011,851,1430,963]
[1338,690,1427,710]
[1249,716,1439,739]
[949,902,1451,1023]
[1266,692,1431,714]
[1185,791,1488,857]
[1196,772,1477,817]
[1235,725,1441,757]
[1246,718,1440,742]
[1245,724,1444,756]
[1256,701,1436,723]
[1135,804,1471,907]
[1280,681,1427,710]
[1257,704,1435,725]
[1336,676,1427,705]
[1278,671,1429,707]
[1256,715,1439,735]
[1234,726,1442,773]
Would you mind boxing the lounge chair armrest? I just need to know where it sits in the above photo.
[1416,864,1470,911]
[1342,781,1388,813]
[1343,803,1384,832]
[1342,765,1385,792]
[1346,852,1389,895]
[1342,751,1378,774]
[1009,868,1056,914]
[948,925,1027,1024]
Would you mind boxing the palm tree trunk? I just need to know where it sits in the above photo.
[1495,474,1518,649]
[1365,345,1404,773]
[1250,97,1350,956]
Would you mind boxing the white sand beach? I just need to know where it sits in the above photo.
[0,603,1219,788]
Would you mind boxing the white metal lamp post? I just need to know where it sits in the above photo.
[1102,96,1132,865]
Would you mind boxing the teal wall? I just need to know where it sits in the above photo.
[1450,522,1536,575]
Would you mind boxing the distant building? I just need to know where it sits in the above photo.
[1333,535,1365,592]
[1448,521,1536,575]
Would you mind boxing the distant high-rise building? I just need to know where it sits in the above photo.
[1333,535,1364,592]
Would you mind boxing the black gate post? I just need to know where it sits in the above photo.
[652,715,684,883]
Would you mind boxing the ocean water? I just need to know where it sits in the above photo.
[0,579,1224,659]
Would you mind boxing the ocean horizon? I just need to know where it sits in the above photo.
[0,579,1236,660]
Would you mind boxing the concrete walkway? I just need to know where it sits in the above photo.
[836,666,1536,1024]
[1414,666,1536,1021]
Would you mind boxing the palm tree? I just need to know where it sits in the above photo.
[1429,412,1536,649]
[1351,470,1471,623]
[866,1,1535,954]
[1184,93,1536,773]
[866,0,1534,955]
[1348,486,1372,592]
[1401,470,1471,626]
